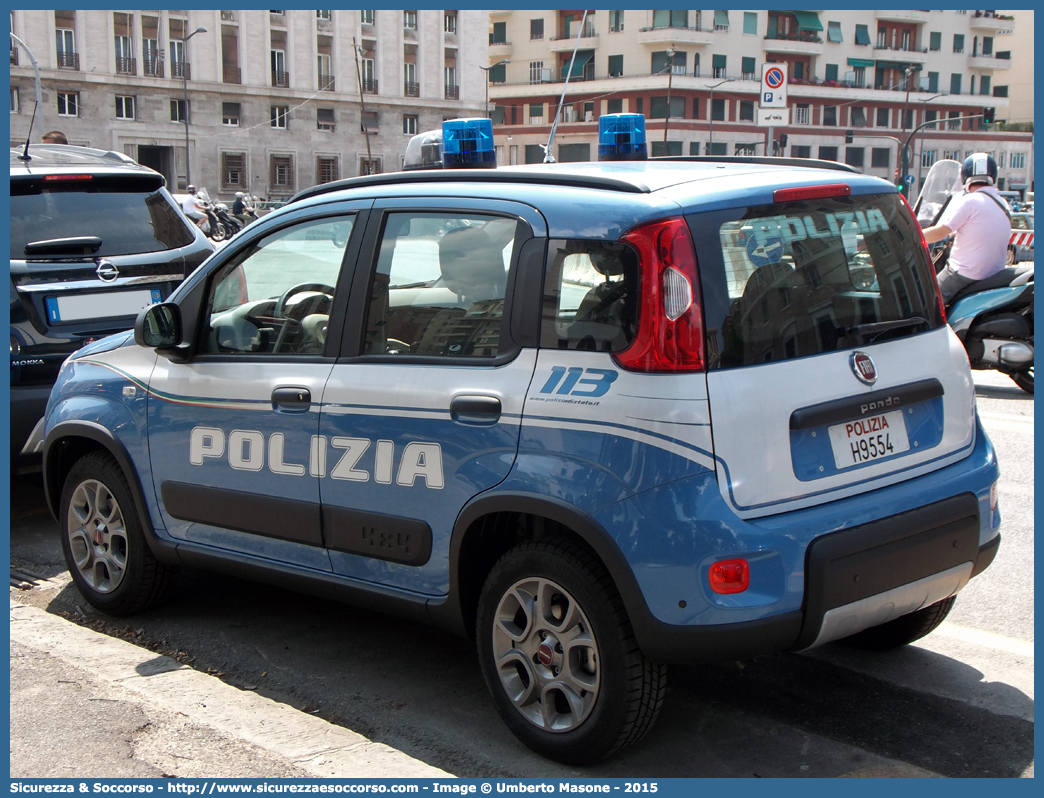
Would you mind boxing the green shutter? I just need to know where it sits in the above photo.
[953,34,964,52]
[743,12,757,35]
[714,10,729,28]
[650,96,668,119]
[847,58,875,67]
[651,51,671,74]
[792,11,823,32]
[825,63,838,82]
[712,54,726,71]
[980,75,991,95]
[608,54,623,77]
[928,71,939,93]
[741,56,755,75]
[827,21,842,43]
[855,24,870,45]
[489,63,506,83]
[929,31,941,51]
[652,10,669,28]
[950,73,962,94]
[560,50,593,79]
[670,10,687,28]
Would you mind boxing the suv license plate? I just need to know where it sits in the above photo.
[828,410,910,469]
[45,290,162,323]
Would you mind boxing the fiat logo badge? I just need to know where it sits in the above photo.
[95,260,120,283]
[537,643,555,666]
[850,352,877,386]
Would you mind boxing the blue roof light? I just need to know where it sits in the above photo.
[598,113,647,161]
[441,118,497,169]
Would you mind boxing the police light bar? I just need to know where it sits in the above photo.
[441,118,497,169]
[598,113,647,162]
[403,129,443,171]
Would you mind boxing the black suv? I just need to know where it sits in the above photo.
[10,144,213,463]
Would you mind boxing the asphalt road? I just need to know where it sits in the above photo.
[9,370,1033,778]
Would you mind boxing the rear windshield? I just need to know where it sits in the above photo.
[10,184,194,259]
[689,192,945,369]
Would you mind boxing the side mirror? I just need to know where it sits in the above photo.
[134,302,182,349]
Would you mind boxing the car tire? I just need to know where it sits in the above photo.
[838,595,956,650]
[476,539,666,765]
[59,451,177,616]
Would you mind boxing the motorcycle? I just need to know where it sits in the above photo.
[915,159,1034,393]
[213,201,242,238]
[193,188,230,242]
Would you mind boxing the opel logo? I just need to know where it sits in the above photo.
[95,260,120,283]
[850,352,878,386]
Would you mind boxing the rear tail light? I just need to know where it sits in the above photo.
[773,183,851,203]
[899,191,946,323]
[42,174,94,182]
[614,217,705,373]
[709,558,750,594]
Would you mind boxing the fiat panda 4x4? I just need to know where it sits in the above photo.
[42,129,1001,764]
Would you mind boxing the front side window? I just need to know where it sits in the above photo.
[693,193,944,369]
[363,213,518,358]
[202,216,354,355]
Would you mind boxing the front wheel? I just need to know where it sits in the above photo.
[1006,246,1018,266]
[60,451,177,616]
[476,539,666,765]
[209,221,228,242]
[1010,335,1033,393]
[839,596,956,650]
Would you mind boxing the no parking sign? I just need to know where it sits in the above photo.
[761,63,788,108]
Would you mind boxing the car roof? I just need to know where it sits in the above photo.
[286,158,895,240]
[10,144,159,178]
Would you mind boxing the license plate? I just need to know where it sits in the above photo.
[828,410,910,469]
[45,290,162,323]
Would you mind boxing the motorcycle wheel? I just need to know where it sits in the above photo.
[1010,337,1033,394]
[210,222,228,242]
[1005,246,1018,266]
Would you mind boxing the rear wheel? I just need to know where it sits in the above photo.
[839,596,956,650]
[60,451,176,616]
[476,539,666,765]
[210,221,228,242]
[1011,337,1033,393]
[1005,246,1018,266]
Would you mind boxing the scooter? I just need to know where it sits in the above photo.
[915,160,1034,393]
[194,188,229,242]
[213,201,242,238]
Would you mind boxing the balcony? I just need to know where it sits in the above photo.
[172,61,190,80]
[56,51,79,70]
[637,25,715,46]
[272,70,290,88]
[970,12,1015,33]
[10,46,17,65]
[269,12,285,26]
[549,31,600,52]
[404,81,420,97]
[763,33,823,56]
[143,58,164,77]
[969,53,1012,71]
[220,10,237,22]
[874,10,930,24]
[489,39,512,57]
[361,77,377,94]
[319,74,335,91]
[445,84,459,100]
[115,56,136,75]
[223,66,241,84]
[317,18,332,34]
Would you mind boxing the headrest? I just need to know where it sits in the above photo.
[438,226,506,302]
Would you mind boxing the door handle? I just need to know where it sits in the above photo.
[450,395,501,425]
[272,386,311,412]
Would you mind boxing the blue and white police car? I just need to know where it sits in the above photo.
[42,117,1000,765]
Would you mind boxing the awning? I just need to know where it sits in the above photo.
[560,50,593,79]
[792,11,823,32]
[847,58,875,67]
[714,10,729,27]
[876,60,924,70]
[855,25,871,45]
[827,21,843,42]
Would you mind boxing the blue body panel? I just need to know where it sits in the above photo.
[948,284,1031,332]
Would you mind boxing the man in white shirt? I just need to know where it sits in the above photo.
[921,153,1010,304]
[181,185,207,226]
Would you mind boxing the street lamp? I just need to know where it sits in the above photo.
[179,26,206,188]
[663,47,675,144]
[916,93,946,188]
[479,59,509,119]
[707,78,735,150]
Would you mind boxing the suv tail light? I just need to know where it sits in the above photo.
[899,191,946,323]
[614,218,705,373]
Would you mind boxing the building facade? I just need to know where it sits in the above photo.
[10,9,488,199]
[486,10,1033,196]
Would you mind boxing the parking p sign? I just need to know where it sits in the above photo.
[761,63,788,108]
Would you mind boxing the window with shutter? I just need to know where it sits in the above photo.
[316,156,339,184]
[269,154,294,194]
[221,152,246,190]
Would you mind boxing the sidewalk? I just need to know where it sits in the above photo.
[10,601,451,779]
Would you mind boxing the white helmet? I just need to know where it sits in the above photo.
[235,191,246,198]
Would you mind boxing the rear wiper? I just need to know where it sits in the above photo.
[845,316,928,339]
[24,236,102,257]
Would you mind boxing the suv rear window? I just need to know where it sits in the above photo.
[690,191,945,369]
[10,184,194,259]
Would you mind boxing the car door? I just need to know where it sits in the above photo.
[318,197,546,595]
[148,204,368,571]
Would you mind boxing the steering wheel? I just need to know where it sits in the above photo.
[274,283,335,319]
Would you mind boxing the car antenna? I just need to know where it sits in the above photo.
[10,34,43,162]
[543,9,589,164]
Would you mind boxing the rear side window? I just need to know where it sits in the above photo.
[10,184,195,258]
[691,192,945,369]
[540,240,638,352]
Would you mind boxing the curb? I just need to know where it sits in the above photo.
[10,601,451,778]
